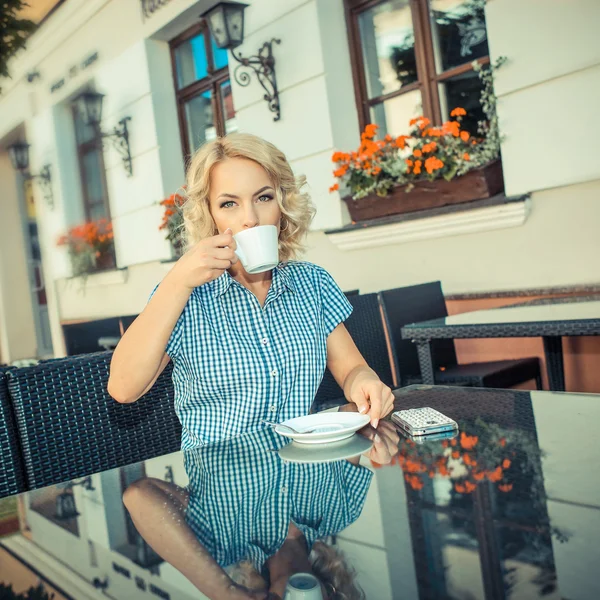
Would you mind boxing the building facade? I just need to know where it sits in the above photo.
[0,0,599,387]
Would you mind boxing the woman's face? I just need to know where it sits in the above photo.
[208,157,282,235]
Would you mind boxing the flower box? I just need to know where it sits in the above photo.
[342,159,504,222]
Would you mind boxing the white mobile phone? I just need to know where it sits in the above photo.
[391,407,458,437]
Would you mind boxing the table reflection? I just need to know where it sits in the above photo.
[1,387,599,600]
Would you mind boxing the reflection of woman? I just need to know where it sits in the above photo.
[123,424,399,599]
[108,133,395,447]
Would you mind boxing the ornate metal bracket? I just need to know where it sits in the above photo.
[232,39,281,121]
[28,164,54,209]
[100,117,133,177]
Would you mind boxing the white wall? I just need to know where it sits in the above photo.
[487,0,600,196]
[1,0,599,331]
[231,0,358,230]
[304,179,600,295]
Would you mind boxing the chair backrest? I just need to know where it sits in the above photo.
[0,367,26,498]
[313,293,396,410]
[379,282,457,385]
[7,352,181,491]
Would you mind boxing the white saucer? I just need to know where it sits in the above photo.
[278,434,373,464]
[275,412,371,444]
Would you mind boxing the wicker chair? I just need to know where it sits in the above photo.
[0,366,26,499]
[312,293,397,411]
[7,352,181,491]
[379,282,542,389]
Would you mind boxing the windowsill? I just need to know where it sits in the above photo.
[66,267,129,287]
[324,194,531,250]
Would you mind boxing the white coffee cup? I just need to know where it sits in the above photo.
[233,225,279,274]
[283,573,324,600]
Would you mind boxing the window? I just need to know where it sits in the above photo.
[72,104,112,222]
[346,0,490,137]
[170,22,237,162]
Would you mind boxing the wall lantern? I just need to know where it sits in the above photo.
[7,142,54,208]
[72,90,133,176]
[200,2,282,121]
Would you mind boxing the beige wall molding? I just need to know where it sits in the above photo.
[326,198,531,251]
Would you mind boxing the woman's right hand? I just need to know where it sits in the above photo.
[171,229,238,290]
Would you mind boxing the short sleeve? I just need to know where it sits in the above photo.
[320,268,353,337]
[148,283,186,359]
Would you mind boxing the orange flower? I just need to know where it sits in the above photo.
[473,471,485,481]
[395,135,409,149]
[405,158,414,167]
[460,432,478,450]
[424,156,444,174]
[450,107,467,117]
[425,128,442,138]
[450,439,457,447]
[329,183,339,193]
[333,166,348,178]
[499,438,506,447]
[413,160,422,175]
[418,117,431,130]
[332,151,350,163]
[454,482,466,493]
[498,483,514,493]
[463,153,470,161]
[372,166,382,175]
[422,142,438,153]
[413,149,422,158]
[405,474,424,490]
[502,459,511,469]
[363,123,378,139]
[460,131,470,142]
[464,481,477,493]
[451,451,460,459]
[488,467,503,482]
[442,120,460,137]
[409,116,423,126]
[463,454,477,467]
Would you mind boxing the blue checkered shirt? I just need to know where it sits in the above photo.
[183,428,373,572]
[151,261,352,449]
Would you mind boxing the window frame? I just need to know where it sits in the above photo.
[71,105,112,223]
[169,21,232,162]
[344,0,490,133]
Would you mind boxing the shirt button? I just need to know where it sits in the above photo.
[261,338,268,345]
[271,369,277,377]
[269,405,276,412]
[281,486,288,494]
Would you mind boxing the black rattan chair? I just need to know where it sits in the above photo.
[379,282,542,389]
[0,366,26,499]
[312,293,397,411]
[7,351,181,491]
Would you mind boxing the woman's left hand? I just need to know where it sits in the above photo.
[347,368,395,428]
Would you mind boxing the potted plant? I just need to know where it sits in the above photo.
[330,59,506,221]
[56,218,115,278]
[158,188,186,257]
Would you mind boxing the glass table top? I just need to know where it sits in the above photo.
[1,385,599,600]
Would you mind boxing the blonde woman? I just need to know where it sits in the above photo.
[108,133,395,445]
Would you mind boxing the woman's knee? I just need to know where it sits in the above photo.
[122,477,160,510]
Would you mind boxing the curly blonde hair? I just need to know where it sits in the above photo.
[181,132,315,261]
[226,542,365,600]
